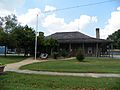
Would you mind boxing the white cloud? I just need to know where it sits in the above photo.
[0,2,97,36]
[0,0,24,17]
[101,6,120,39]
[0,9,15,17]
[42,14,97,35]
[18,8,43,28]
[44,5,56,12]
[117,7,120,10]
[0,0,25,11]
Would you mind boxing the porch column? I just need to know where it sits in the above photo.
[96,43,98,57]
[69,43,71,52]
[82,42,85,55]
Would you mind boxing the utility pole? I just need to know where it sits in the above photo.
[35,14,38,60]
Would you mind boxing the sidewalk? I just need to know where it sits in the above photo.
[4,57,120,78]
[4,58,47,71]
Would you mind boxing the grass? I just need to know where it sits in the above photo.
[0,72,120,90]
[21,57,120,73]
[0,56,28,64]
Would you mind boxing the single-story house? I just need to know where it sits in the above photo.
[47,28,113,57]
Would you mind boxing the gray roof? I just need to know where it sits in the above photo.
[46,31,111,43]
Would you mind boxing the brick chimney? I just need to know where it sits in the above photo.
[96,28,100,39]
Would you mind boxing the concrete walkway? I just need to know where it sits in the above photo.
[4,58,47,71]
[4,58,120,78]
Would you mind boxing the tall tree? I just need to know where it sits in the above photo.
[0,27,5,45]
[107,29,120,49]
[2,14,17,33]
[0,14,18,56]
[37,32,45,53]
[12,25,35,56]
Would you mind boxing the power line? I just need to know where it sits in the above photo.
[44,0,116,13]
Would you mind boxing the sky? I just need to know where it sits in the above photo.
[0,0,120,39]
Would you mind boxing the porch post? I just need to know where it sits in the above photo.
[69,43,71,52]
[96,43,98,57]
[82,42,85,55]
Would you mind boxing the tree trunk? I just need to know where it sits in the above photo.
[4,45,7,57]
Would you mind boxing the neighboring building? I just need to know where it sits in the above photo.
[47,28,113,57]
[0,46,6,54]
[0,46,16,54]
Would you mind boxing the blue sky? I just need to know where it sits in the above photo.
[0,0,120,38]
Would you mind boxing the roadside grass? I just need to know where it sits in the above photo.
[0,72,120,90]
[20,57,120,73]
[0,56,28,64]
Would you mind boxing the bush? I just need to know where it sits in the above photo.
[53,52,59,59]
[60,50,68,58]
[76,49,85,62]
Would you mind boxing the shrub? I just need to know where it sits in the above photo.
[53,52,59,59]
[76,49,85,62]
[60,50,68,58]
[0,63,5,66]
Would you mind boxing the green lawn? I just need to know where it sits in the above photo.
[0,72,120,90]
[21,57,120,73]
[0,56,28,64]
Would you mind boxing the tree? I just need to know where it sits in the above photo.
[1,14,17,33]
[12,25,35,56]
[0,14,18,56]
[45,38,59,55]
[37,32,45,53]
[0,14,59,57]
[0,27,5,45]
[107,29,120,49]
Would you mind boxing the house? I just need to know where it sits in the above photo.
[47,28,113,57]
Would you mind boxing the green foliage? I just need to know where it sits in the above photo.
[76,52,85,62]
[45,38,59,47]
[107,29,120,49]
[52,52,59,59]
[0,14,17,33]
[0,63,5,66]
[12,25,35,56]
[59,49,68,57]
[76,48,85,62]
[0,14,18,56]
[44,38,59,55]
[0,14,59,57]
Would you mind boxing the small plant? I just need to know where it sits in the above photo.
[0,63,5,73]
[76,48,85,62]
[0,63,5,66]
[60,49,68,58]
[53,52,59,59]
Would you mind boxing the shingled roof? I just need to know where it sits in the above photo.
[46,31,111,43]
